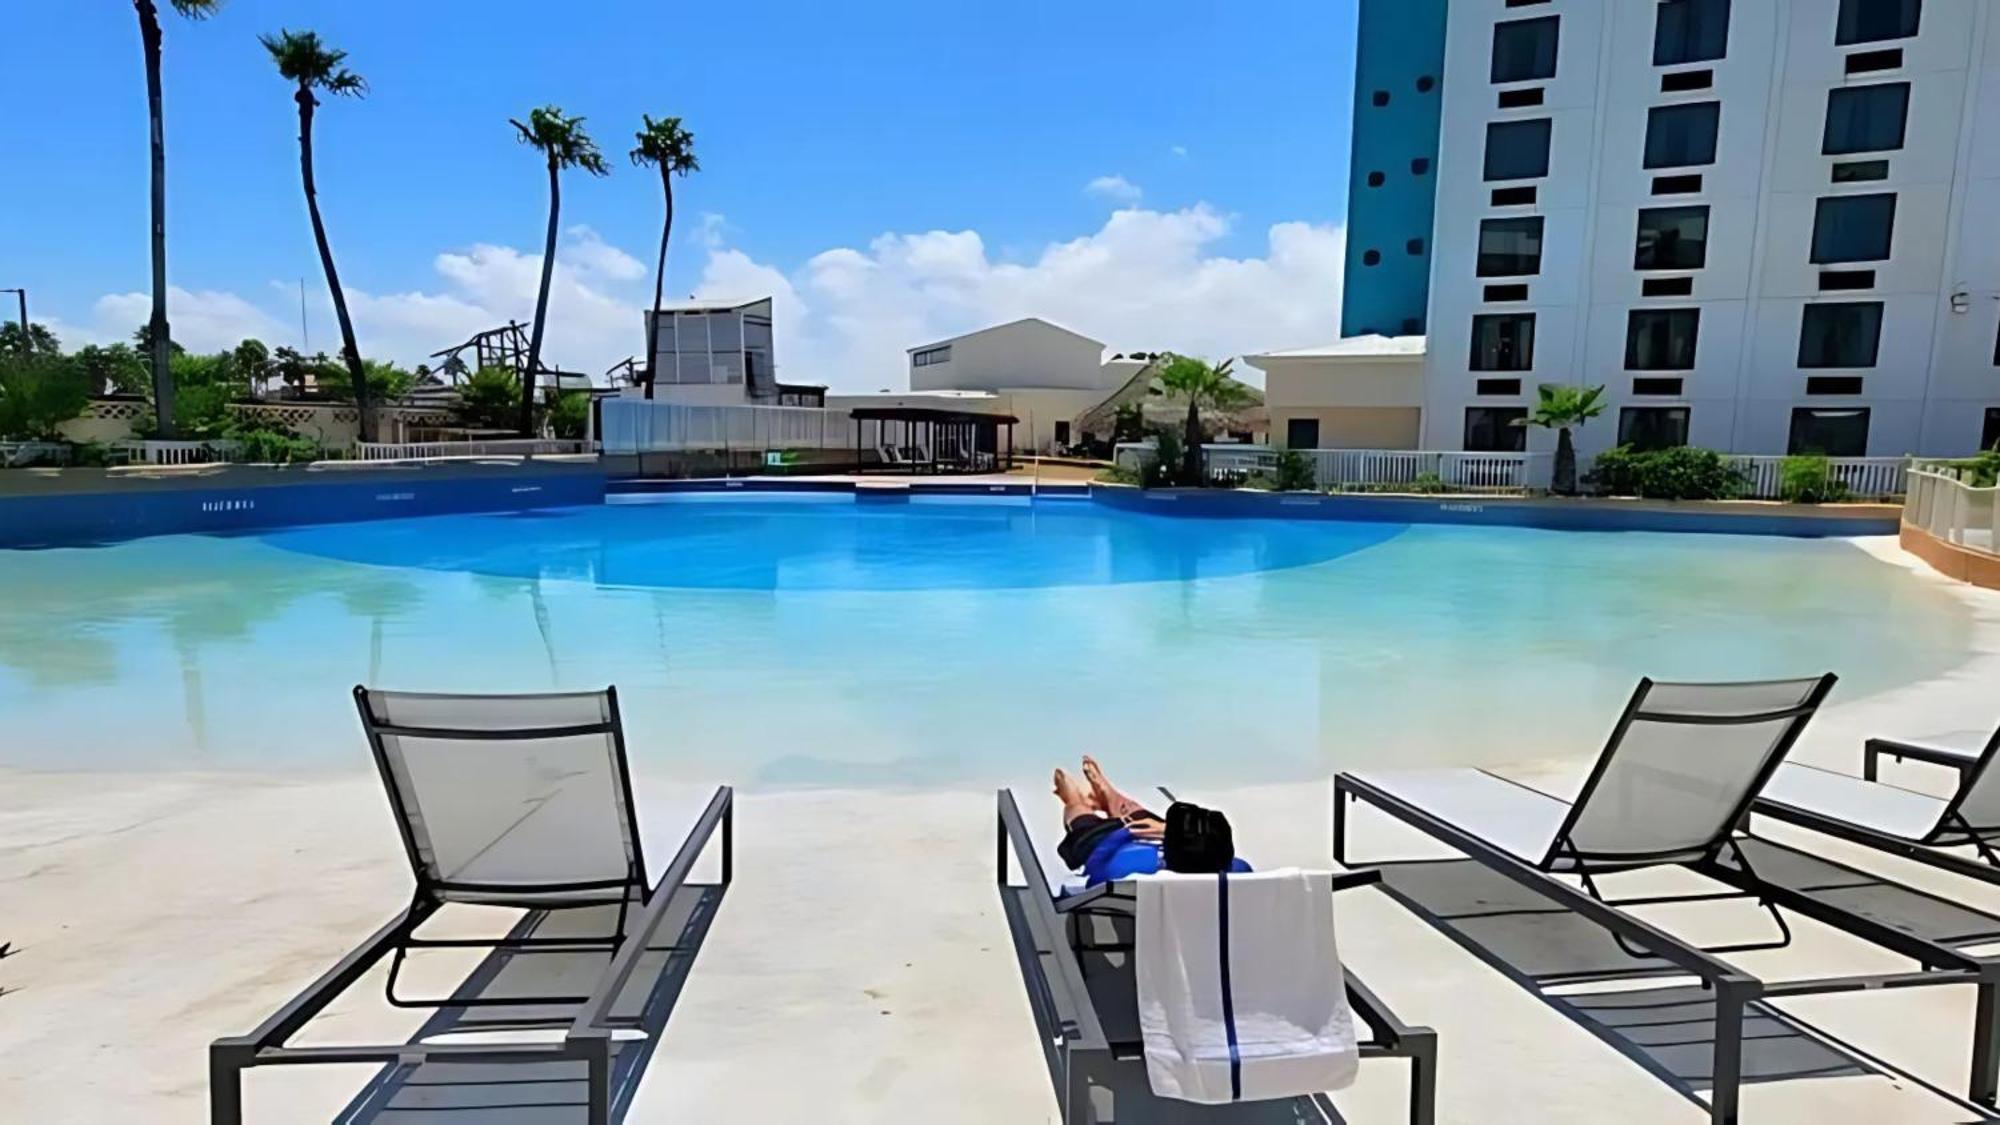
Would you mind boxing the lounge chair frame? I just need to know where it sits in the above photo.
[1336,770,2000,1124]
[1863,731,2000,783]
[208,689,733,1125]
[996,788,1439,1124]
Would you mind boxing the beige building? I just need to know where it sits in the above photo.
[895,318,1147,453]
[1245,335,1426,450]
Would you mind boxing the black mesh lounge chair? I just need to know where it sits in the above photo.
[995,787,1438,1124]
[209,687,733,1125]
[1337,676,2000,1124]
[1755,725,2000,880]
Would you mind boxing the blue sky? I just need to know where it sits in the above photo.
[1,1,1357,388]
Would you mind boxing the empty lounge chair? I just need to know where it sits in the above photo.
[995,786,1437,1123]
[209,687,733,1125]
[1862,724,2000,783]
[1337,675,2000,1121]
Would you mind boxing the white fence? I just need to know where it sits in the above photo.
[1905,468,1997,554]
[0,440,71,467]
[353,439,589,462]
[116,439,241,466]
[1113,444,1551,493]
[600,399,849,454]
[1728,456,1908,501]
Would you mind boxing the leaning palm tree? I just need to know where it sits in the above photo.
[262,30,376,440]
[1515,383,1606,496]
[1150,354,1255,486]
[132,0,222,438]
[511,106,610,434]
[629,115,699,400]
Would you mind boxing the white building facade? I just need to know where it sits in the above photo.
[1337,0,2000,459]
[889,318,1148,452]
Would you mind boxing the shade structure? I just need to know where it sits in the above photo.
[850,405,1019,474]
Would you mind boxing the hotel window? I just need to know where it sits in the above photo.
[1491,16,1560,84]
[1644,102,1721,169]
[1798,302,1883,367]
[1824,83,1910,155]
[1654,0,1730,66]
[1464,407,1529,452]
[1983,408,2000,451]
[1484,119,1553,181]
[1635,206,1710,271]
[912,345,952,367]
[1810,193,1896,264]
[1618,407,1691,452]
[1626,309,1701,370]
[1477,217,1545,277]
[1788,408,1870,456]
[1470,313,1536,371]
[1286,418,1321,451]
[1837,0,1921,46]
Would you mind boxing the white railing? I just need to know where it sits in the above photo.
[117,439,241,466]
[1728,455,1909,501]
[1111,444,1551,493]
[0,440,71,467]
[600,399,848,454]
[353,439,589,461]
[1905,468,1998,554]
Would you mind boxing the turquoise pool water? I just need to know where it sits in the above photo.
[0,495,1973,786]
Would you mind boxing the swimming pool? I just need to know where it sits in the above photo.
[0,495,1972,786]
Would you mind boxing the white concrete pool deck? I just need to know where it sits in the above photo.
[2,539,1997,1123]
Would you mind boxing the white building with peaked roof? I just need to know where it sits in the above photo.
[1245,335,1427,450]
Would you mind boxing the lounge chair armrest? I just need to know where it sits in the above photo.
[1330,868,1382,893]
[221,903,430,1051]
[569,786,732,1034]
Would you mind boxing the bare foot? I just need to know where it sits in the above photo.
[1053,768,1097,813]
[1081,756,1144,820]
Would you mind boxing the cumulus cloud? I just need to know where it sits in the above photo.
[1170,145,1189,158]
[1085,175,1144,205]
[82,287,292,353]
[693,204,1345,391]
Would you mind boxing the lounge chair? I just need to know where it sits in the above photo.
[1336,675,2000,1123]
[209,687,733,1125]
[1862,725,2000,783]
[995,787,1438,1123]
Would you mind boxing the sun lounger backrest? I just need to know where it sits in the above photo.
[1555,676,1835,867]
[1940,728,2000,833]
[355,687,644,905]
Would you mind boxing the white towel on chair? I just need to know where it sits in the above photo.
[1135,869,1359,1104]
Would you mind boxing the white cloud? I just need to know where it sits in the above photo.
[81,288,292,353]
[1170,145,1189,158]
[693,204,1345,392]
[1085,175,1144,205]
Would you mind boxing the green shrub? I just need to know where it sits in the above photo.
[1096,463,1140,485]
[1587,446,1743,500]
[1947,449,2000,488]
[0,351,91,440]
[1778,454,1850,504]
[457,366,521,431]
[1410,471,1447,494]
[223,415,321,465]
[549,392,591,440]
[1141,427,1184,488]
[1271,448,1317,492]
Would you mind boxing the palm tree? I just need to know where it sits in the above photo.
[261,30,376,440]
[1150,354,1255,486]
[1515,383,1606,495]
[132,0,221,438]
[511,106,609,434]
[629,115,699,400]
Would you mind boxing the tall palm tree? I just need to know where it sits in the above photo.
[261,30,376,440]
[629,115,699,400]
[1151,354,1255,486]
[1515,383,1606,495]
[132,0,221,438]
[511,106,609,434]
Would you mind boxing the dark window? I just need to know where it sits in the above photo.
[1983,408,2000,450]
[1367,171,1386,187]
[1285,418,1320,450]
[1798,302,1884,367]
[1807,375,1865,395]
[1465,407,1529,452]
[1652,173,1705,194]
[1832,159,1890,182]
[1471,313,1537,371]
[1635,206,1710,270]
[1811,193,1896,263]
[1401,316,1425,336]
[1363,249,1382,266]
[1477,378,1523,396]
[1837,0,1921,46]
[1819,269,1877,291]
[1411,157,1432,175]
[1846,48,1904,74]
[1407,239,1426,255]
[1645,102,1721,169]
[1655,0,1731,66]
[1478,217,1545,277]
[1643,276,1696,297]
[1372,90,1391,107]
[1417,75,1437,92]
[1498,88,1546,109]
[1492,185,1539,206]
[1484,283,1532,301]
[1633,377,1686,396]
[1626,309,1701,370]
[1824,83,1910,154]
[1619,407,1692,452]
[1661,69,1715,92]
[1054,421,1072,446]
[1485,119,1553,181]
[1492,16,1560,84]
[1788,408,1871,456]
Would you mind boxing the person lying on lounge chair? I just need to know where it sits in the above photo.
[1053,756,1251,888]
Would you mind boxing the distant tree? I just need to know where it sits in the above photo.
[362,359,413,402]
[511,106,609,434]
[72,343,151,396]
[0,321,60,356]
[232,338,272,394]
[262,29,374,439]
[630,114,699,400]
[456,366,521,432]
[269,345,314,395]
[132,0,221,438]
[1150,354,1255,486]
[132,322,188,358]
[0,352,91,440]
[1515,383,1606,496]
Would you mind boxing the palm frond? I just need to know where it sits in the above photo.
[261,29,367,95]
[513,106,612,177]
[168,0,223,19]
[630,113,700,175]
